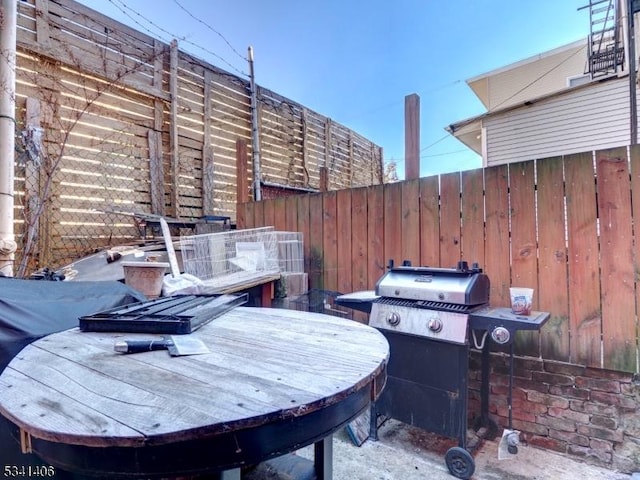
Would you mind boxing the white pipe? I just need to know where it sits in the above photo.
[0,0,17,277]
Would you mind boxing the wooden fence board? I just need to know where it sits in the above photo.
[263,199,276,228]
[440,172,461,268]
[537,156,570,362]
[509,160,539,357]
[285,196,298,232]
[484,165,510,307]
[631,145,640,368]
[367,185,385,289]
[351,187,369,294]
[384,182,403,268]
[322,192,338,292]
[309,193,324,290]
[401,179,420,267]
[596,147,636,371]
[565,152,602,367]
[336,189,353,295]
[419,176,439,267]
[272,197,287,231]
[460,168,484,267]
[296,194,311,274]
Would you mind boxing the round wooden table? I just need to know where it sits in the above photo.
[0,307,388,479]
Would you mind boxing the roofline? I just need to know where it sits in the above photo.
[465,38,588,84]
[447,72,626,134]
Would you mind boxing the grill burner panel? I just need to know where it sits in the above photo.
[370,302,469,344]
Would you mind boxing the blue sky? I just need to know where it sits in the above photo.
[83,0,591,179]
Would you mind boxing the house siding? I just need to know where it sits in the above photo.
[485,78,631,166]
[469,41,588,111]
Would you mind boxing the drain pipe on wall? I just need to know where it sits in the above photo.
[248,46,262,201]
[0,0,18,277]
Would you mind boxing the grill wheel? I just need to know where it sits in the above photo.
[445,446,475,479]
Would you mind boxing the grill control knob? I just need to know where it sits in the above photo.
[428,318,443,333]
[491,326,511,344]
[386,312,401,327]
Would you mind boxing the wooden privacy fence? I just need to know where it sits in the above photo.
[12,0,382,273]
[239,146,640,374]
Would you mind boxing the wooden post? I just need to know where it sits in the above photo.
[34,0,50,48]
[151,39,165,216]
[169,39,179,217]
[236,139,249,204]
[202,69,215,215]
[319,166,328,192]
[405,93,420,180]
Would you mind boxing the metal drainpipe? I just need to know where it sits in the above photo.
[248,46,262,201]
[0,0,18,276]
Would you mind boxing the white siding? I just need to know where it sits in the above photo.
[485,78,631,166]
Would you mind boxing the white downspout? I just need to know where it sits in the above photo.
[0,0,18,276]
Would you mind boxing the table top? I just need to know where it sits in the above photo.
[0,307,388,477]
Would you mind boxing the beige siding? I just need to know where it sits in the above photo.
[485,78,630,166]
[468,41,589,111]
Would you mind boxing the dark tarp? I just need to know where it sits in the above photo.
[0,278,145,476]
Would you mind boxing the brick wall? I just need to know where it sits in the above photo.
[468,352,640,473]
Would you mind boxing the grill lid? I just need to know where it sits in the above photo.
[375,261,490,306]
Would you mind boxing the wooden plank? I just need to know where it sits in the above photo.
[401,179,420,266]
[631,145,640,370]
[308,193,324,290]
[419,175,440,267]
[383,182,402,269]
[285,196,298,232]
[351,187,368,322]
[439,172,461,268]
[596,147,635,371]
[509,160,539,357]
[273,197,286,231]
[484,164,510,307]
[202,69,215,216]
[169,39,179,217]
[322,191,338,292]
[537,156,570,362]
[367,185,385,289]
[296,194,311,279]
[336,189,352,295]
[148,130,164,215]
[236,139,249,204]
[263,199,276,228]
[240,202,254,229]
[460,168,484,267]
[35,0,51,48]
[253,201,265,229]
[564,152,601,367]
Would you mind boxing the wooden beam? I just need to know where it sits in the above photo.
[319,166,328,192]
[404,93,420,180]
[348,131,354,186]
[169,39,179,217]
[148,130,164,215]
[150,39,165,216]
[302,108,309,187]
[202,69,215,215]
[236,139,249,204]
[34,0,51,48]
[324,118,332,169]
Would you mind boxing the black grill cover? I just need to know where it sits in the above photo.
[0,277,145,476]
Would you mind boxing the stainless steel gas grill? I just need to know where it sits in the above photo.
[339,260,550,480]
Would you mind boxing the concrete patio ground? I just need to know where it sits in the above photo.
[296,419,632,480]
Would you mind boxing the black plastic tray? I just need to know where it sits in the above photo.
[78,293,247,334]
